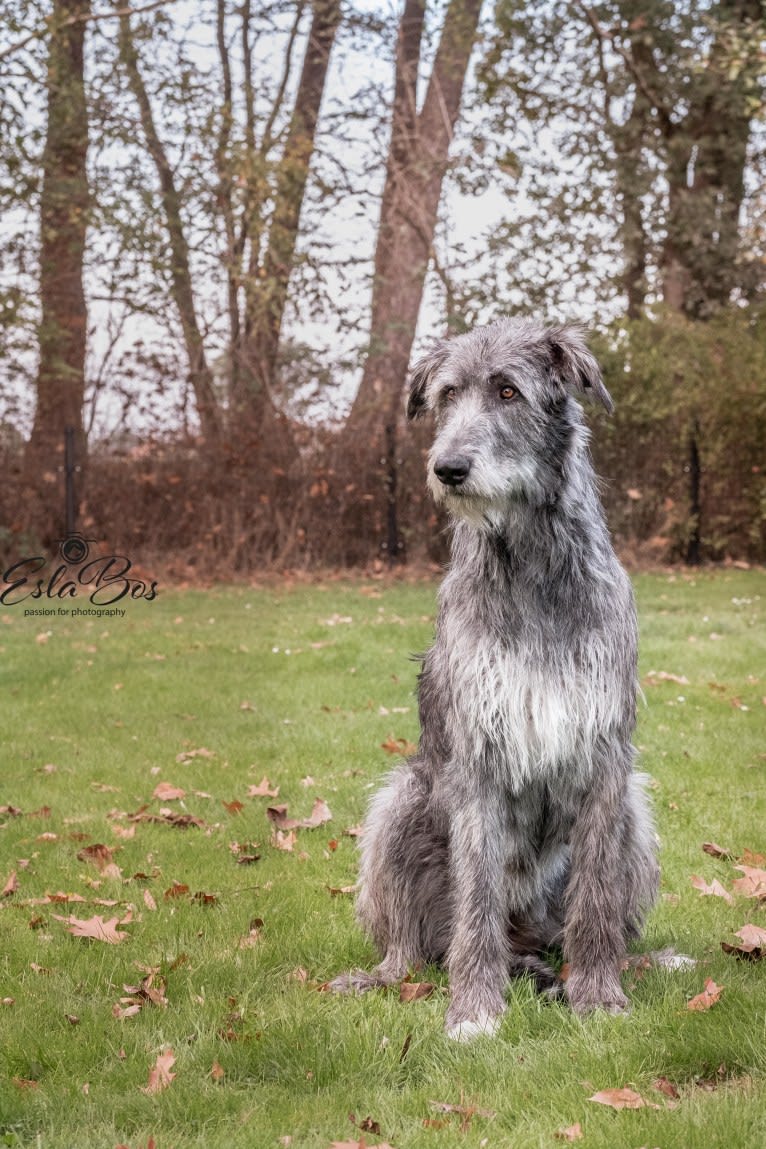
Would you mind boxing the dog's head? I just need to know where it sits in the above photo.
[406,319,612,518]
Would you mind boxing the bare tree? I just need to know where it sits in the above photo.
[24,0,91,544]
[346,0,483,442]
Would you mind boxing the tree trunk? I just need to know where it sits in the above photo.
[344,0,482,442]
[118,10,221,447]
[241,0,341,410]
[24,0,91,547]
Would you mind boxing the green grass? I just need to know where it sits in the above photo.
[0,570,765,1149]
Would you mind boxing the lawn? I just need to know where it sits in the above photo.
[0,570,765,1149]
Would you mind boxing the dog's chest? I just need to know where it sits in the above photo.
[438,625,618,789]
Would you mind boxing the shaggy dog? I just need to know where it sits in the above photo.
[332,319,659,1041]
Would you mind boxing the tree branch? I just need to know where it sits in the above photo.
[0,0,180,62]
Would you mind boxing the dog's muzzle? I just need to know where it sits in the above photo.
[434,455,471,488]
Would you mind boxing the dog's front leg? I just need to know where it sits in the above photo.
[444,779,510,1041]
[563,769,630,1016]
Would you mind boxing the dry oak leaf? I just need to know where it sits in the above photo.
[267,798,332,831]
[554,1124,583,1142]
[741,847,766,865]
[588,1087,647,1109]
[731,864,766,899]
[644,670,690,686]
[141,1049,176,1094]
[152,782,186,801]
[653,1076,680,1100]
[721,922,766,960]
[52,913,129,944]
[687,978,724,1011]
[247,776,279,798]
[702,841,735,860]
[690,875,734,905]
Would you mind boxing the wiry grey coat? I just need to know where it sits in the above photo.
[332,319,659,1040]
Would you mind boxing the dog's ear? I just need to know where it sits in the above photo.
[407,340,450,420]
[548,326,614,414]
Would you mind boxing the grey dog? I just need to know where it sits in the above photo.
[332,318,659,1040]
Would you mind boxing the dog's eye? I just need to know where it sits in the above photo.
[444,387,457,402]
[499,385,517,401]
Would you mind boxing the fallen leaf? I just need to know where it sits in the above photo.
[721,922,766,960]
[329,1142,395,1149]
[327,885,356,897]
[554,1123,583,1142]
[380,735,417,755]
[141,1049,176,1094]
[399,981,435,1002]
[588,1087,646,1109]
[741,847,766,865]
[302,797,333,827]
[702,841,735,860]
[654,1076,680,1099]
[176,747,214,763]
[76,843,122,877]
[164,883,190,900]
[2,870,18,897]
[222,799,244,815]
[733,923,766,949]
[129,807,204,829]
[731,864,766,899]
[153,782,186,801]
[690,875,734,904]
[267,798,332,831]
[0,805,23,817]
[247,776,279,798]
[271,829,297,852]
[644,670,690,686]
[210,1060,225,1082]
[687,978,724,1011]
[52,914,129,944]
[193,890,218,906]
[143,889,157,912]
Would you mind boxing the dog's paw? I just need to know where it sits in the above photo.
[324,970,383,995]
[445,1010,505,1042]
[565,971,628,1016]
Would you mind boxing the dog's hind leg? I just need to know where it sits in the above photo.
[328,761,451,994]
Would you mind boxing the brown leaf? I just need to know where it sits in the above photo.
[687,978,724,1011]
[143,889,158,912]
[222,799,244,816]
[329,1142,395,1149]
[554,1123,583,1142]
[644,670,690,686]
[654,1076,680,1099]
[731,864,766,899]
[702,841,735,860]
[0,805,22,817]
[175,747,214,763]
[141,1049,176,1094]
[193,890,218,906]
[327,885,356,897]
[52,914,129,944]
[301,797,332,828]
[153,782,186,801]
[164,883,190,900]
[399,981,435,1002]
[741,848,766,865]
[721,922,766,960]
[734,923,766,949]
[690,875,734,904]
[2,870,18,897]
[247,776,279,798]
[210,1060,225,1082]
[380,735,417,755]
[271,829,297,852]
[588,1087,646,1109]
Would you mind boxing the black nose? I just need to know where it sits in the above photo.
[434,455,471,487]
